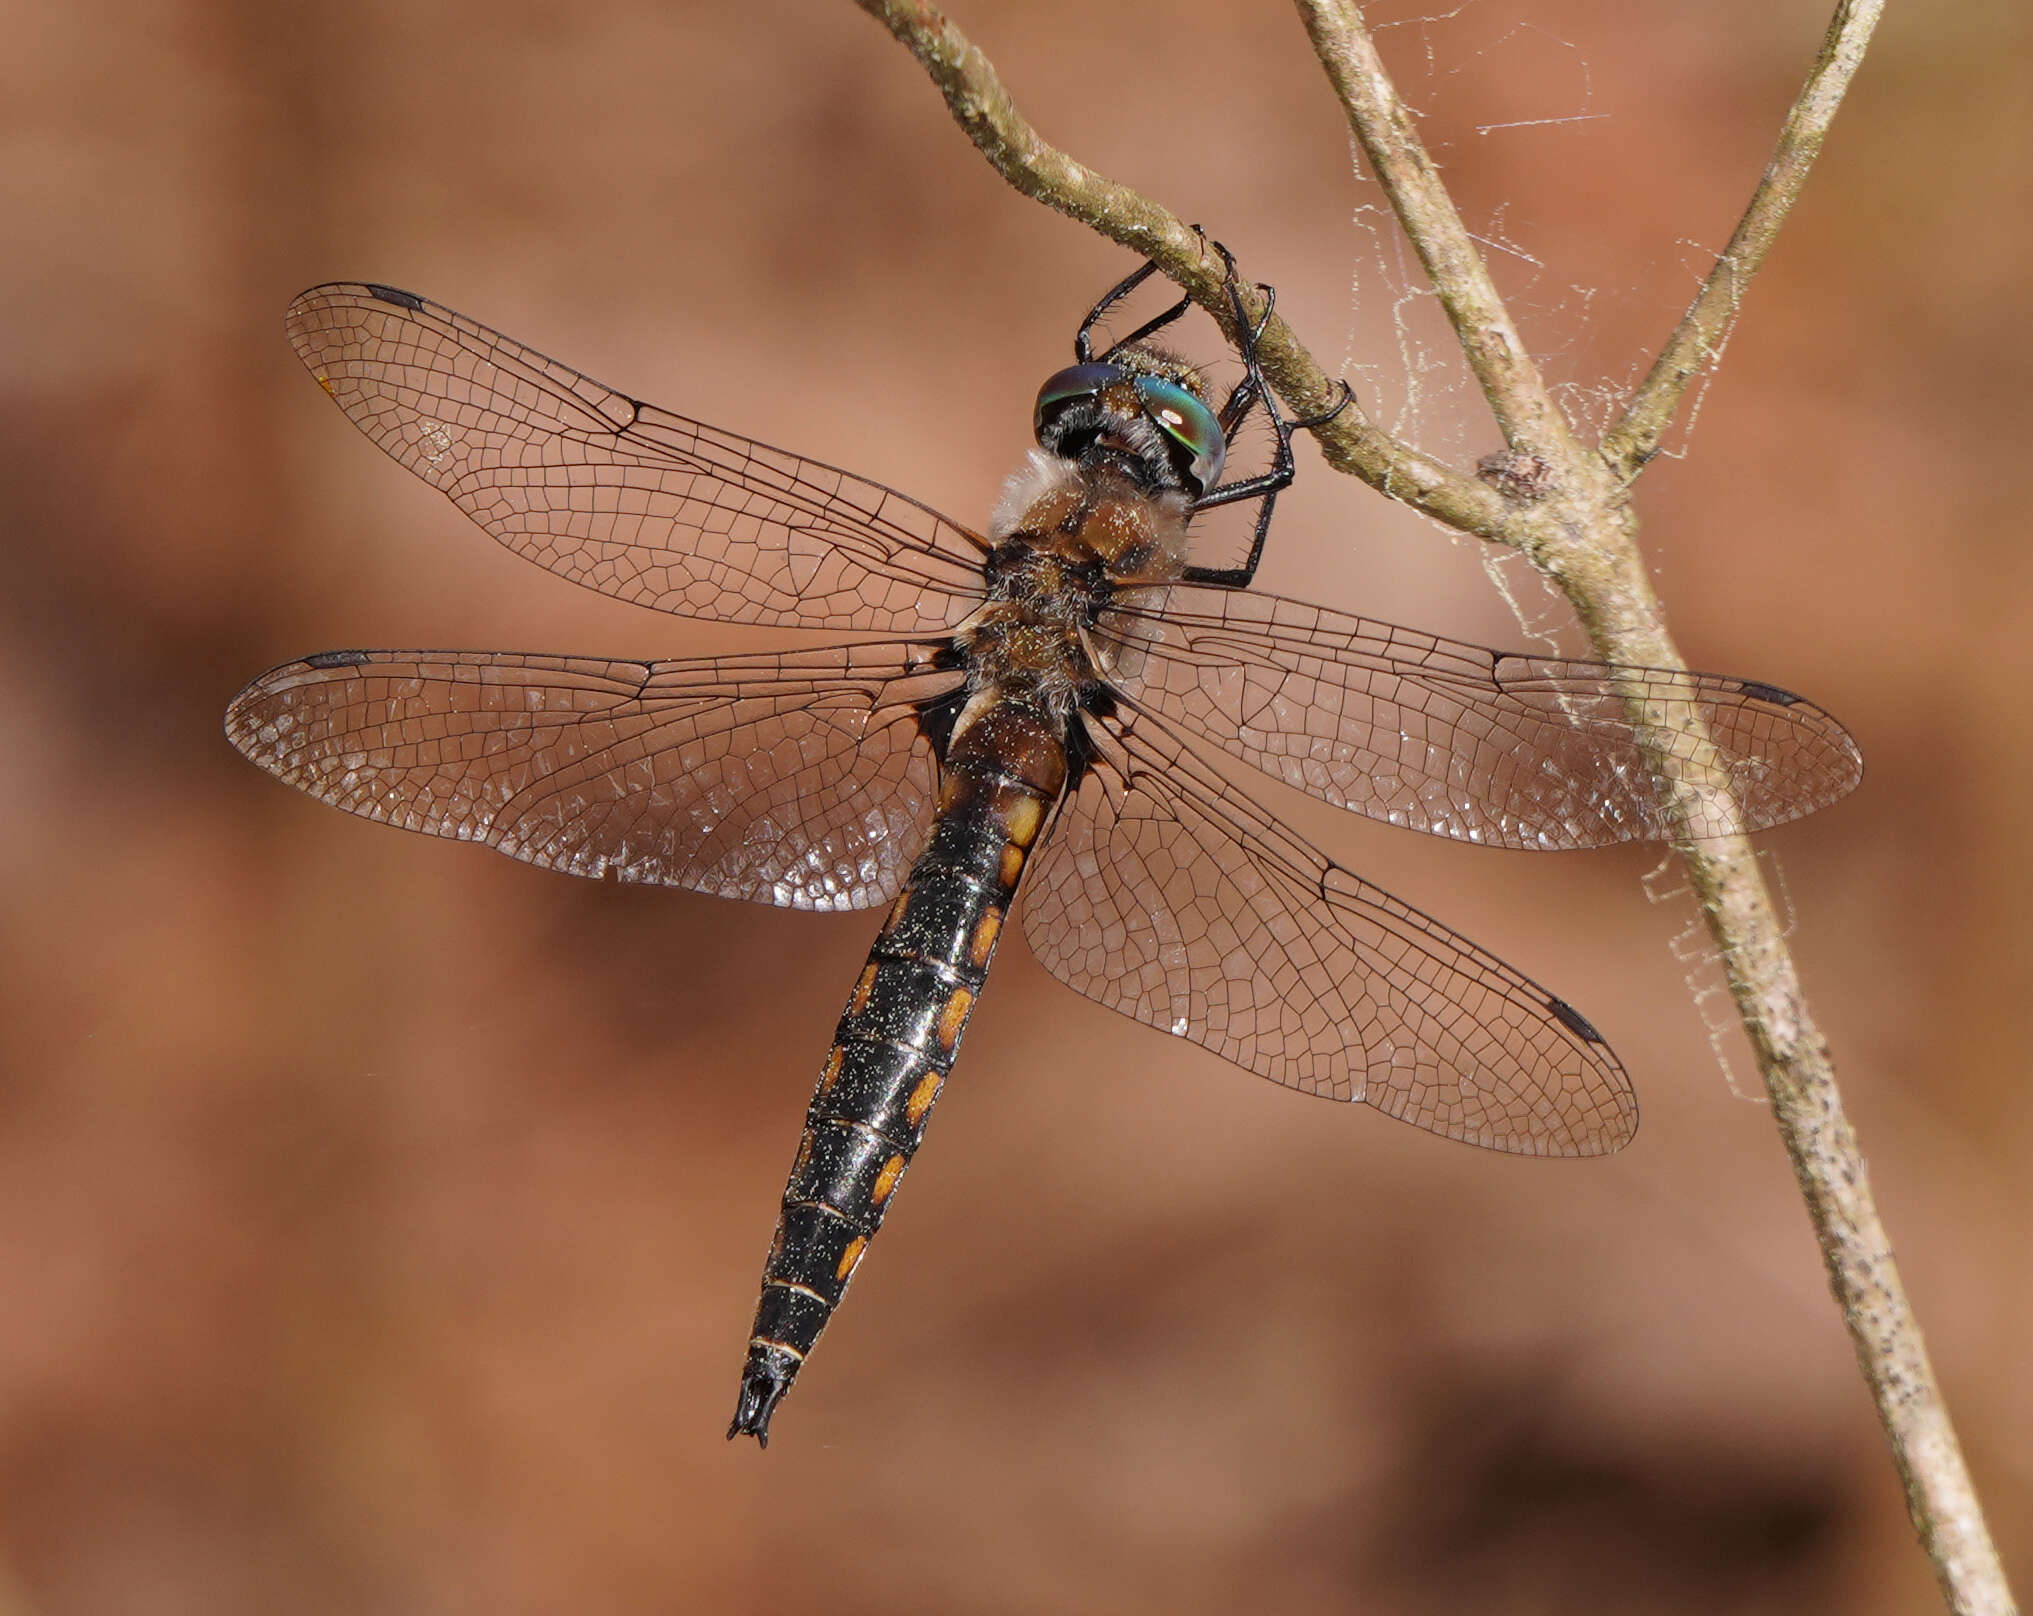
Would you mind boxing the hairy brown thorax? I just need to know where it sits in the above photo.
[961,453,1194,717]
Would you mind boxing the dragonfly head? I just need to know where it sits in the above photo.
[1033,350,1226,499]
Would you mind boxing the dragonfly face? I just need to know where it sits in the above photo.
[225,264,1863,1446]
[1033,356,1228,497]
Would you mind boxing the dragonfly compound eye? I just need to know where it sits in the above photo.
[1033,362,1130,443]
[1134,376,1226,497]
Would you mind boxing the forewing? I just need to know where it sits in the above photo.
[1021,706,1637,1155]
[1103,586,1861,849]
[226,642,960,911]
[286,284,989,633]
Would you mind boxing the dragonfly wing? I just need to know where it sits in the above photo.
[1020,702,1637,1155]
[226,642,961,912]
[287,284,990,634]
[1103,585,1861,849]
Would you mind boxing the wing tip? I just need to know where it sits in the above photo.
[222,651,377,761]
[286,281,426,311]
[284,283,433,371]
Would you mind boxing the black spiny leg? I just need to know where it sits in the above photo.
[1098,288,1197,364]
[1212,251,1278,441]
[1182,248,1354,589]
[1076,225,1222,362]
[1077,262,1197,364]
[1076,260,1162,363]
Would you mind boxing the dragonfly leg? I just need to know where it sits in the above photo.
[1183,255,1354,588]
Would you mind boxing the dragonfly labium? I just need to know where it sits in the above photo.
[225,253,1861,1445]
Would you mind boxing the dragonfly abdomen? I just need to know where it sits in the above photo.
[729,692,1069,1444]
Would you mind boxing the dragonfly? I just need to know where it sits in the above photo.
[225,256,1862,1445]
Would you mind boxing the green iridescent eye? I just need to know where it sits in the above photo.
[1134,377,1226,495]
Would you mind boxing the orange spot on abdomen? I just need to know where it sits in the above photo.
[968,907,1003,970]
[904,1069,944,1128]
[935,987,974,1053]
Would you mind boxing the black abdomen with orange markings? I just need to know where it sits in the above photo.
[728,692,1070,1443]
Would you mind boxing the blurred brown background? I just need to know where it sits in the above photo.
[1,1,2027,1611]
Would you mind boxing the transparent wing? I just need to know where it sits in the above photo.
[1101,585,1861,849]
[286,284,990,633]
[225,642,962,912]
[1020,703,1637,1156]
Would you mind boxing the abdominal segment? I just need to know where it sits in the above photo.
[728,693,1069,1444]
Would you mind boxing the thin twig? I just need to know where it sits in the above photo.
[854,3,2017,1612]
[1602,0,1888,477]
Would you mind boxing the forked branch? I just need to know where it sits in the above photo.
[853,3,2014,1613]
[1600,0,1888,477]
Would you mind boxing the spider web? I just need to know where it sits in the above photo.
[1338,1,1750,479]
[1330,0,1788,1092]
[1640,846,1798,1104]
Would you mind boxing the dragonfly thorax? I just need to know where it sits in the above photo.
[967,448,1196,713]
[988,450,1194,586]
[956,564,1102,718]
